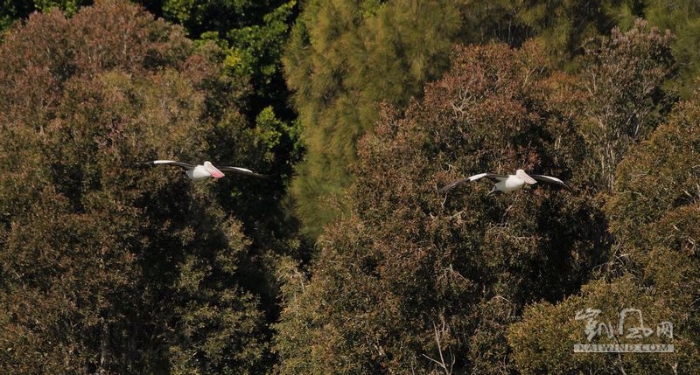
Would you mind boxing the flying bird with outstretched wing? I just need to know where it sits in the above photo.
[440,169,570,194]
[140,160,267,181]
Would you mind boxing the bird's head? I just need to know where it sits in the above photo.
[516,169,537,185]
[203,161,225,179]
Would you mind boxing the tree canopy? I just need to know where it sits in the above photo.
[276,18,695,375]
[1,0,699,374]
[277,40,603,374]
[0,2,279,373]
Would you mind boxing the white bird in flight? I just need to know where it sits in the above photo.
[142,160,267,181]
[440,169,570,194]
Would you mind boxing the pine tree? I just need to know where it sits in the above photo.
[514,0,623,67]
[284,0,467,238]
[640,0,700,98]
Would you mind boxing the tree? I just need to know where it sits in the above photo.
[508,19,697,375]
[509,276,690,374]
[636,0,700,98]
[0,1,273,373]
[284,0,469,238]
[275,42,607,374]
[509,95,700,374]
[514,0,624,67]
[577,19,675,192]
[0,0,90,32]
[159,0,302,183]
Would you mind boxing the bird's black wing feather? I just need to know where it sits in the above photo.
[530,174,571,190]
[218,166,268,179]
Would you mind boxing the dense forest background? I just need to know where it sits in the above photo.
[1,0,699,374]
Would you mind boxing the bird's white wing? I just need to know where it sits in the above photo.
[440,173,506,193]
[530,174,571,190]
[140,160,196,169]
[218,166,268,178]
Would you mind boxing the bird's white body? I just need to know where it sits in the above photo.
[491,169,539,193]
[186,165,214,180]
[495,174,527,192]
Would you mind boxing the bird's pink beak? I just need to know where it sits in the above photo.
[204,163,225,179]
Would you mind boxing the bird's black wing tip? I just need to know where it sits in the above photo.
[439,179,465,193]
[245,172,270,180]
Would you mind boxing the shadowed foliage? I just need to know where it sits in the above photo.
[0,2,276,373]
[275,42,610,374]
[509,96,700,374]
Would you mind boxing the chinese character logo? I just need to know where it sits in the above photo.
[573,307,674,353]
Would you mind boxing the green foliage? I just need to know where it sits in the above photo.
[162,0,276,37]
[638,0,700,98]
[0,0,90,33]
[284,0,469,238]
[514,0,623,66]
[158,0,304,258]
[161,0,298,120]
[457,0,530,46]
[0,0,31,31]
[32,0,88,14]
